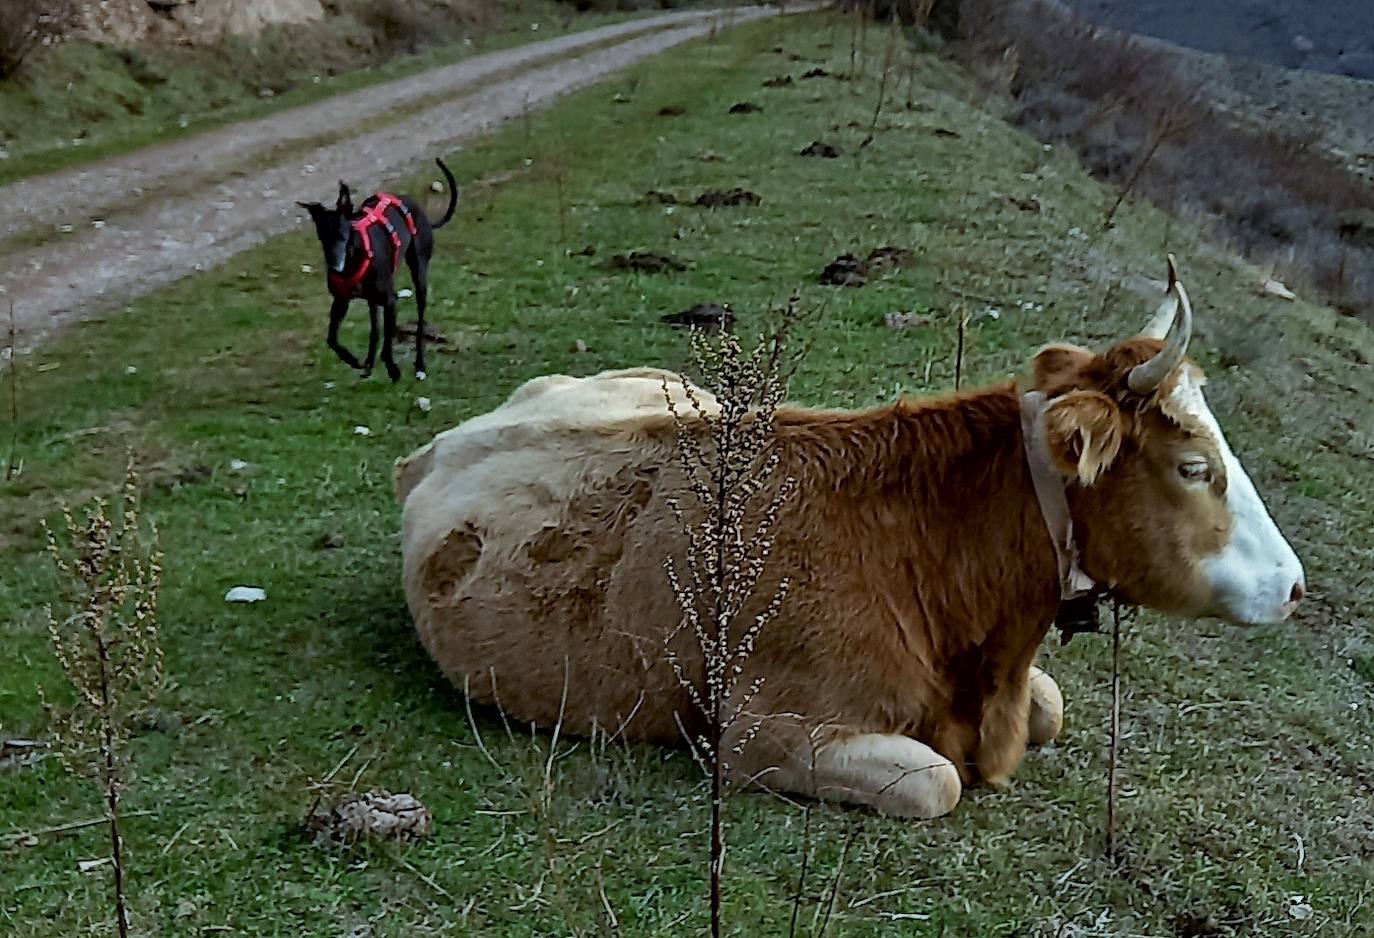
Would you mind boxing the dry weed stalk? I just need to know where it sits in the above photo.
[5,301,18,479]
[39,456,163,938]
[662,298,806,938]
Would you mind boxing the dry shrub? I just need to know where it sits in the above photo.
[947,0,1374,323]
[0,0,73,79]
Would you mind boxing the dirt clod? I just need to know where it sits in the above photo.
[307,790,433,846]
[729,101,762,114]
[821,246,915,287]
[694,188,761,208]
[604,252,686,274]
[661,303,735,331]
[800,140,841,158]
[394,321,447,345]
[820,254,867,287]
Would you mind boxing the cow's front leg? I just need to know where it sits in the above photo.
[730,718,962,819]
[1028,665,1064,746]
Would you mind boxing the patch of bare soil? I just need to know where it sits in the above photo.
[0,6,787,352]
[604,251,686,274]
[820,245,914,287]
[661,302,734,331]
[693,188,760,208]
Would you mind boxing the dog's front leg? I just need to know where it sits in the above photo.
[381,300,401,383]
[327,298,363,370]
[360,301,380,378]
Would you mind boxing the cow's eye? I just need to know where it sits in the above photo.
[1179,459,1211,483]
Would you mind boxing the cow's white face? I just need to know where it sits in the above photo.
[1031,256,1305,626]
[1167,369,1305,624]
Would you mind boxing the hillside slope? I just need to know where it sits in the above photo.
[2,11,1372,936]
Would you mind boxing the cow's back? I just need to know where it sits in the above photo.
[395,369,716,739]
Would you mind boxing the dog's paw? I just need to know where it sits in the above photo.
[416,370,427,382]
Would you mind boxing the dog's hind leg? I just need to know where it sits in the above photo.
[360,301,380,378]
[327,298,363,370]
[381,298,401,383]
[406,249,430,380]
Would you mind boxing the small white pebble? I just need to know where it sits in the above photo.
[301,264,314,273]
[430,180,444,193]
[93,220,106,229]
[124,365,137,375]
[353,425,372,436]
[230,459,250,471]
[225,586,267,603]
[416,396,431,413]
[59,224,74,233]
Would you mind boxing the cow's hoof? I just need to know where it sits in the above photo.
[1028,666,1064,745]
[416,370,427,382]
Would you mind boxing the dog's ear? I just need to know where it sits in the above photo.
[336,181,353,214]
[297,200,326,220]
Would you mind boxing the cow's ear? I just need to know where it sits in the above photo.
[1042,390,1124,485]
[1031,343,1094,392]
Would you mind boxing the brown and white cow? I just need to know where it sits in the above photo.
[394,259,1304,818]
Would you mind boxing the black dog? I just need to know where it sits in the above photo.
[298,157,459,382]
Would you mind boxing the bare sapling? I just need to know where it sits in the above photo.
[39,455,163,938]
[860,22,901,148]
[662,299,806,938]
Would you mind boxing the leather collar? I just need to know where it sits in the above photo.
[1019,390,1097,602]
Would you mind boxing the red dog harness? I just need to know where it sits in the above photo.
[327,193,418,299]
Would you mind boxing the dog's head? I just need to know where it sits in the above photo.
[296,182,355,273]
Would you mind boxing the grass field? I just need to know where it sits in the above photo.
[3,11,1374,936]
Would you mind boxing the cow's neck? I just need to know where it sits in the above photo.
[778,382,1063,649]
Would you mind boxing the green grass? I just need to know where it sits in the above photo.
[0,0,652,187]
[4,12,1374,936]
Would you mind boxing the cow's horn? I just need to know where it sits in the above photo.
[1128,255,1192,393]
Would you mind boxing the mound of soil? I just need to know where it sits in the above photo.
[821,245,915,286]
[661,302,735,331]
[694,188,760,208]
[729,101,762,114]
[604,251,686,273]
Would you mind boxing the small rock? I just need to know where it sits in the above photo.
[1288,902,1314,921]
[353,425,372,436]
[416,396,432,413]
[799,141,841,158]
[729,102,762,114]
[301,264,314,273]
[430,180,444,193]
[396,288,414,299]
[307,790,433,845]
[1260,278,1296,300]
[230,459,250,471]
[572,339,588,353]
[225,586,267,603]
[92,220,106,229]
[124,365,138,375]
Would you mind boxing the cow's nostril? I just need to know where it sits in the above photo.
[1289,581,1306,605]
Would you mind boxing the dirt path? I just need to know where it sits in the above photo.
[0,6,784,352]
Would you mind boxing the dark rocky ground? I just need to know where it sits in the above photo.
[1064,0,1374,80]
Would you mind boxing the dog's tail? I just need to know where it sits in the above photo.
[432,158,460,229]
